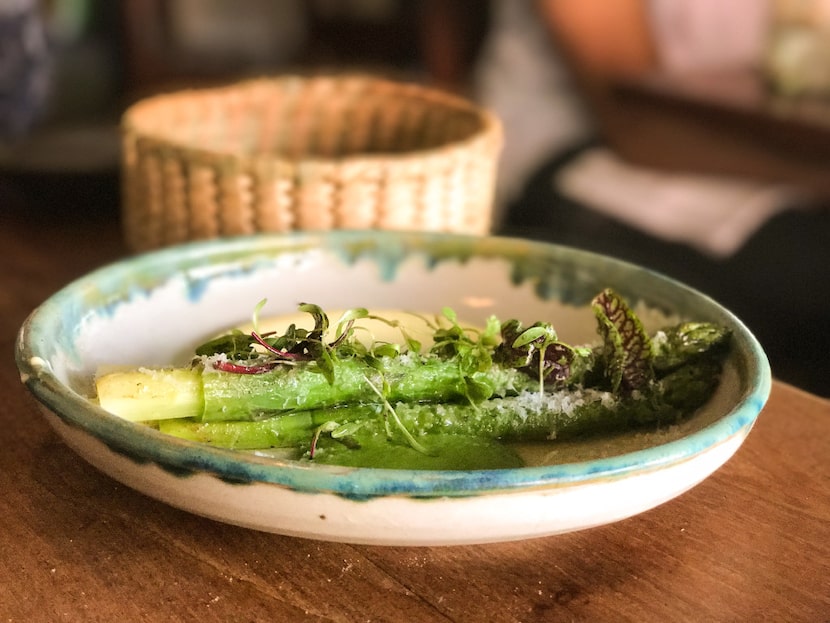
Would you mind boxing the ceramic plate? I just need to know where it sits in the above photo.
[16,232,770,545]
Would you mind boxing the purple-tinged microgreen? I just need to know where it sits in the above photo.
[309,421,340,459]
[251,331,307,360]
[494,320,575,393]
[327,319,355,350]
[591,288,653,393]
[511,323,558,395]
[212,360,282,374]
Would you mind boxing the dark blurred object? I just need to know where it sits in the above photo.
[119,0,307,96]
[501,143,830,398]
[0,0,122,176]
[303,0,489,87]
[119,0,490,97]
[610,69,830,197]
[0,0,52,142]
[1,168,120,221]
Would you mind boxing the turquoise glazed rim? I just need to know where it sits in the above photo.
[17,231,772,499]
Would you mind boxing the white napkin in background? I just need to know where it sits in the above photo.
[555,148,802,259]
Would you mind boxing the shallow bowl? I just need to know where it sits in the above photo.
[16,232,771,545]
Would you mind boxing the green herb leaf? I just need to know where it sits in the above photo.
[194,330,256,359]
[591,288,654,392]
[494,320,574,391]
[334,308,369,340]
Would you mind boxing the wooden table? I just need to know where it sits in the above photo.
[1,177,828,622]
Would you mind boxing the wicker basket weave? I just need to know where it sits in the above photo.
[121,75,503,251]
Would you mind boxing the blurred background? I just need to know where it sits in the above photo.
[1,0,828,396]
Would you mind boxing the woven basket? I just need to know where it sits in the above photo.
[121,75,503,251]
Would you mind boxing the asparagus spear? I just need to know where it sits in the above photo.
[157,356,722,451]
[96,319,728,424]
[95,290,732,462]
[96,355,534,423]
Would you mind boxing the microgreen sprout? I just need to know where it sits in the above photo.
[511,324,558,395]
[363,374,431,456]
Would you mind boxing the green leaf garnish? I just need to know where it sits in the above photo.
[591,288,654,392]
[494,320,574,392]
[194,330,256,359]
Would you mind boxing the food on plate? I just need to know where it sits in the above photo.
[95,289,731,469]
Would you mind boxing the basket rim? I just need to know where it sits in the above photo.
[121,74,503,167]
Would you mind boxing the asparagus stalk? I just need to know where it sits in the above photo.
[158,411,329,449]
[94,291,732,464]
[97,320,730,425]
[95,368,204,422]
[157,357,722,451]
[97,355,533,422]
